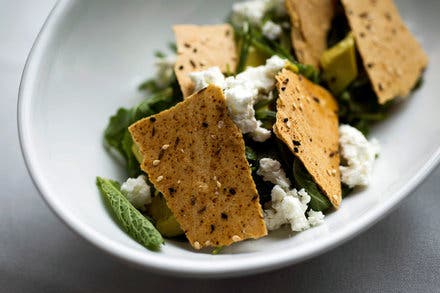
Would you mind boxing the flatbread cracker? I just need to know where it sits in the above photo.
[286,0,336,68]
[129,85,267,249]
[274,69,341,208]
[341,0,428,104]
[173,24,237,98]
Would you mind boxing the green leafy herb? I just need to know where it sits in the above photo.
[104,108,132,157]
[212,246,224,255]
[326,2,351,48]
[104,108,140,177]
[342,184,352,198]
[244,137,296,205]
[235,23,253,73]
[293,160,332,212]
[121,131,141,176]
[337,72,393,136]
[245,146,258,163]
[96,177,164,250]
[104,87,182,177]
[244,145,271,202]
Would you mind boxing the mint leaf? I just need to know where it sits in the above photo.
[96,177,164,250]
[293,160,332,212]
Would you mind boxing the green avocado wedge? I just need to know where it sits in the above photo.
[321,32,358,95]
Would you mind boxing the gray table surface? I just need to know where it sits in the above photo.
[1,1,439,292]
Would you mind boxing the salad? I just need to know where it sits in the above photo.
[96,0,428,252]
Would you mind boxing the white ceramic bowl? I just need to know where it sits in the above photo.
[18,0,440,277]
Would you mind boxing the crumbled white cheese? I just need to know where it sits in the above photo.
[257,158,325,231]
[231,0,268,26]
[120,175,152,211]
[232,55,286,93]
[257,158,291,190]
[339,124,380,188]
[250,121,272,142]
[189,56,286,142]
[223,55,286,141]
[189,67,226,92]
[307,210,325,227]
[154,55,176,88]
[262,20,282,40]
[223,76,260,133]
[231,0,287,27]
[264,186,311,231]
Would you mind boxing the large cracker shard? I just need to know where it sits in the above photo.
[274,69,341,208]
[173,24,238,98]
[341,0,428,104]
[129,85,267,249]
[286,0,336,68]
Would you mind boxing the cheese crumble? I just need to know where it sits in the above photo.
[339,124,380,188]
[262,20,282,40]
[257,158,291,190]
[257,158,325,231]
[188,56,286,142]
[231,0,287,27]
[121,175,152,211]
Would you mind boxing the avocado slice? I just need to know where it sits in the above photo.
[147,193,184,238]
[132,143,143,164]
[245,46,270,68]
[321,32,358,95]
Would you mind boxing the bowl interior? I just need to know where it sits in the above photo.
[19,0,440,276]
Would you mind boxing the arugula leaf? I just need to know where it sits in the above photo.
[293,160,332,212]
[96,177,164,250]
[245,146,258,162]
[244,137,295,205]
[342,183,352,198]
[337,72,393,136]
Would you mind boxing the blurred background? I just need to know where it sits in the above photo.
[1,0,439,292]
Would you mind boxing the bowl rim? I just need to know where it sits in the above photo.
[17,0,440,278]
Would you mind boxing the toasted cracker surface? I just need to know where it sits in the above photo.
[341,0,428,104]
[286,0,336,68]
[173,24,237,98]
[129,85,267,249]
[274,69,341,207]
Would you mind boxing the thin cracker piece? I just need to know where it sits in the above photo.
[173,24,237,98]
[341,0,428,104]
[129,85,267,249]
[274,69,341,208]
[286,0,336,68]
